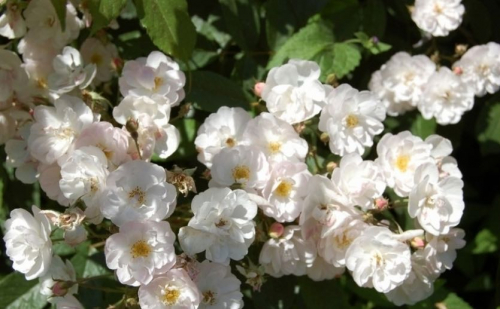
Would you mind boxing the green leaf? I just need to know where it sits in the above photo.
[50,0,66,31]
[267,20,335,69]
[134,0,197,61]
[219,0,260,51]
[265,0,329,50]
[411,114,437,139]
[192,15,231,48]
[88,0,127,35]
[185,71,250,112]
[0,273,47,309]
[473,229,498,254]
[438,293,473,309]
[476,101,500,155]
[331,42,361,78]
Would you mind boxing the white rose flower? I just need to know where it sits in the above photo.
[100,160,177,226]
[80,38,118,84]
[195,106,251,168]
[375,131,433,197]
[178,188,257,265]
[369,52,435,116]
[105,220,177,286]
[331,153,386,210]
[418,67,474,125]
[409,163,464,235]
[0,49,29,102]
[261,161,311,222]
[242,112,307,165]
[38,163,70,206]
[345,226,412,293]
[28,95,95,165]
[0,1,26,39]
[40,256,78,297]
[194,260,244,309]
[75,122,130,170]
[318,218,367,267]
[138,269,201,309]
[319,84,386,156]
[453,42,500,97]
[300,175,360,239]
[411,0,465,37]
[262,59,328,124]
[3,206,52,280]
[113,95,180,159]
[5,122,39,184]
[306,256,345,282]
[425,134,462,179]
[119,51,186,106]
[48,46,96,94]
[424,228,466,274]
[259,225,316,277]
[385,250,435,306]
[209,145,269,192]
[23,0,82,48]
[59,146,109,223]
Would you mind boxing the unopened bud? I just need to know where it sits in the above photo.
[268,222,284,238]
[371,36,379,44]
[454,44,468,56]
[320,132,330,144]
[125,118,139,140]
[411,237,425,249]
[430,51,440,64]
[52,281,73,297]
[374,197,389,211]
[326,161,337,173]
[326,74,339,87]
[253,82,265,97]
[453,66,463,75]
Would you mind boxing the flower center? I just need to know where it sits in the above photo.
[268,141,282,154]
[372,252,385,267]
[334,232,352,249]
[232,165,250,182]
[57,127,75,139]
[36,78,48,89]
[89,178,99,193]
[434,3,443,14]
[130,240,151,258]
[215,218,229,228]
[162,286,181,305]
[90,53,103,65]
[274,180,293,198]
[202,290,217,305]
[128,186,146,205]
[345,115,359,128]
[395,155,410,172]
[153,76,163,91]
[225,138,236,148]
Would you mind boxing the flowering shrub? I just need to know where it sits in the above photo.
[0,0,499,308]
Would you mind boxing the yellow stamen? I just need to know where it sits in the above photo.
[274,181,293,198]
[130,240,151,258]
[395,155,410,172]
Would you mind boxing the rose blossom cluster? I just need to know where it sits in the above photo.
[1,1,471,308]
[191,59,466,305]
[369,42,500,125]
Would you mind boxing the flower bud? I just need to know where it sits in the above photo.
[453,66,463,75]
[374,197,389,211]
[253,82,265,97]
[52,281,73,297]
[411,237,425,249]
[268,222,284,239]
[326,161,337,174]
